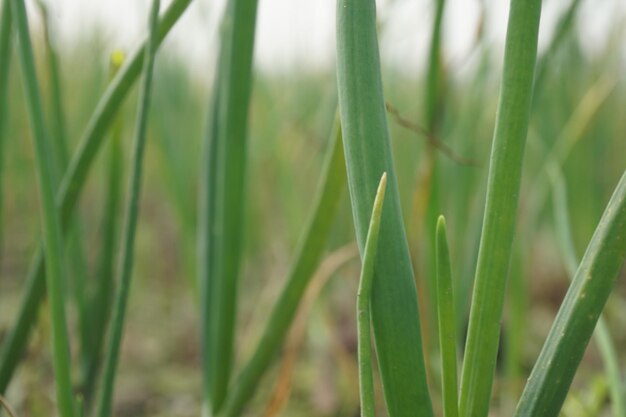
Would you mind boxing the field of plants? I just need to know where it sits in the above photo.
[0,0,625,416]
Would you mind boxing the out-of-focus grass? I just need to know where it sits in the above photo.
[0,7,625,415]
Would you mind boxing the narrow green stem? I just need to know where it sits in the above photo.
[10,0,75,415]
[36,0,92,386]
[0,0,192,394]
[515,170,626,417]
[198,0,258,412]
[357,173,387,417]
[548,165,625,417]
[436,216,459,417]
[220,117,346,417]
[82,53,126,407]
[94,1,160,416]
[0,0,12,268]
[459,0,541,416]
[336,0,433,414]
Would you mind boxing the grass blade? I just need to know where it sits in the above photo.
[94,1,160,415]
[36,0,92,389]
[436,216,459,417]
[198,0,258,413]
[458,0,542,415]
[515,170,626,417]
[357,172,387,417]
[220,117,346,417]
[0,0,12,266]
[0,0,192,393]
[10,0,75,415]
[82,52,126,406]
[336,0,433,415]
[533,165,625,417]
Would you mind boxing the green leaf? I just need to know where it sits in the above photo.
[220,116,346,417]
[94,1,161,415]
[436,216,459,417]
[336,0,433,415]
[0,0,12,268]
[514,168,626,417]
[10,0,75,414]
[458,0,542,416]
[357,172,387,417]
[198,0,259,413]
[0,0,192,394]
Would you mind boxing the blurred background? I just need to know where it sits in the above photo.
[1,0,626,415]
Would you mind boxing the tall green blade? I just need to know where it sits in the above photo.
[220,118,346,417]
[0,0,192,393]
[10,0,75,415]
[436,216,459,417]
[458,0,541,416]
[550,164,624,417]
[81,53,126,407]
[336,0,433,415]
[198,0,258,413]
[36,0,92,388]
[513,169,626,417]
[94,0,160,415]
[357,173,387,417]
[0,0,12,266]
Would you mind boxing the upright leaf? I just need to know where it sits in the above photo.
[336,0,433,415]
[459,0,542,416]
[198,0,259,413]
[94,0,161,415]
[357,173,387,417]
[221,117,346,417]
[10,0,75,414]
[514,170,626,417]
[0,0,193,393]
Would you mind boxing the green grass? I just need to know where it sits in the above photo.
[198,0,259,413]
[356,172,387,417]
[94,1,161,415]
[0,0,193,394]
[1,0,626,416]
[459,1,542,415]
[336,0,433,415]
[10,0,76,414]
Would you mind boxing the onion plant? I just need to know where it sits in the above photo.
[0,0,11,266]
[336,0,433,415]
[220,117,346,417]
[459,1,541,416]
[198,0,258,413]
[0,0,193,394]
[94,1,160,415]
[2,0,626,416]
[10,0,75,414]
[356,173,387,417]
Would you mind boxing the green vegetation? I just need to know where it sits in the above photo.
[1,0,625,416]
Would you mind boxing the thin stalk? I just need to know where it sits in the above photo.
[547,164,625,417]
[0,0,12,267]
[10,0,75,415]
[515,170,626,417]
[0,0,192,393]
[198,0,258,413]
[411,0,448,352]
[220,118,346,417]
[336,0,433,415]
[81,52,126,407]
[533,0,584,92]
[36,0,91,384]
[357,173,387,417]
[435,216,459,417]
[94,1,160,416]
[459,0,542,416]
